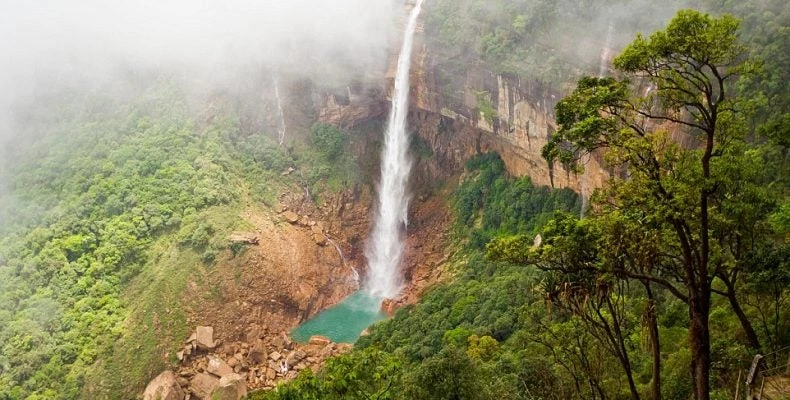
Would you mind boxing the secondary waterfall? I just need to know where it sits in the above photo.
[273,77,286,146]
[364,0,424,299]
[326,237,359,287]
[598,24,615,78]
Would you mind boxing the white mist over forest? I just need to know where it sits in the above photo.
[0,0,398,152]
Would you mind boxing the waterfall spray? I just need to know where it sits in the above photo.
[273,77,286,146]
[598,24,615,78]
[364,0,424,299]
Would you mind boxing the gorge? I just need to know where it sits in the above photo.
[0,1,787,399]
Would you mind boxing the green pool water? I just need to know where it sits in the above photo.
[291,291,386,344]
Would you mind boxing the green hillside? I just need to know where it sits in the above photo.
[0,84,358,398]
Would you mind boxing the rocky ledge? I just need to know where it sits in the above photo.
[144,325,351,400]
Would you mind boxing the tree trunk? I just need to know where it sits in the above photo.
[721,275,761,350]
[689,287,712,400]
[602,297,640,400]
[645,284,662,400]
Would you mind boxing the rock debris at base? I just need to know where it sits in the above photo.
[143,325,351,400]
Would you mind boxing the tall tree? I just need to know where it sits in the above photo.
[534,10,761,400]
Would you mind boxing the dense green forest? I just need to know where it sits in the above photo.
[0,84,358,398]
[254,3,788,400]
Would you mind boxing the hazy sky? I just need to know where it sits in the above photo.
[0,0,397,143]
[0,0,702,171]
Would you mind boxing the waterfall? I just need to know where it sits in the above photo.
[273,77,286,146]
[326,237,359,287]
[598,24,614,78]
[364,0,424,299]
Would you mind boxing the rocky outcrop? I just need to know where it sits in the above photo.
[142,371,185,400]
[189,373,220,399]
[147,327,354,396]
[215,374,247,400]
[405,46,608,198]
[318,87,387,129]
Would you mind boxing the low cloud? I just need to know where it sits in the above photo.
[0,0,398,145]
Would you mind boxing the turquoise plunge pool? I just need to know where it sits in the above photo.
[291,291,386,344]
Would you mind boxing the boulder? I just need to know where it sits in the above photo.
[179,369,195,378]
[381,299,399,316]
[304,344,323,357]
[218,342,238,357]
[142,370,185,400]
[313,233,327,246]
[280,332,292,348]
[196,326,216,350]
[229,232,259,245]
[310,225,323,235]
[210,373,248,400]
[283,211,299,224]
[307,335,332,346]
[189,373,219,399]
[248,339,267,364]
[269,351,282,361]
[336,343,353,353]
[280,167,296,176]
[271,335,285,349]
[285,350,307,366]
[207,355,234,377]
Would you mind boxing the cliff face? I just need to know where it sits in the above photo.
[401,42,608,198]
[318,39,607,201]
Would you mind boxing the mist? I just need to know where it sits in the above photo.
[0,0,398,148]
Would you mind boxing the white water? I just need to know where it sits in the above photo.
[364,0,424,299]
[273,77,286,146]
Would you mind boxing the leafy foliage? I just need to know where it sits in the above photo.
[0,84,312,398]
[453,153,580,248]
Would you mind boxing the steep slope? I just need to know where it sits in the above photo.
[0,82,398,398]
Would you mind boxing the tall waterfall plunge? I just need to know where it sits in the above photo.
[364,0,424,299]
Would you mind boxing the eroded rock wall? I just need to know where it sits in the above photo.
[318,44,607,201]
[404,42,608,197]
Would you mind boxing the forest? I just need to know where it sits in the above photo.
[0,85,358,398]
[0,0,787,399]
